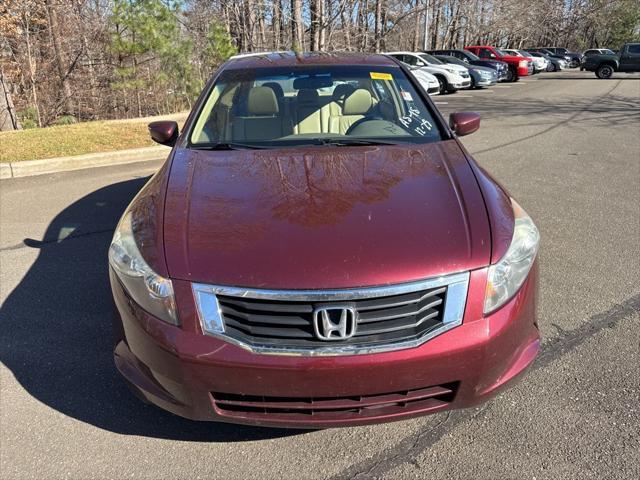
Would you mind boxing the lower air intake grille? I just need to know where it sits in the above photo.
[212,383,458,421]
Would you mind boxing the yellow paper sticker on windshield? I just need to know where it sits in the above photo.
[370,72,393,81]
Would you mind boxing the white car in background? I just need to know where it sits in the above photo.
[408,68,440,95]
[502,49,547,73]
[386,51,471,94]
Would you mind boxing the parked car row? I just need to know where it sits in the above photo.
[386,44,584,95]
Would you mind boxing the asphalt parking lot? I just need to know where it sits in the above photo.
[1,70,639,479]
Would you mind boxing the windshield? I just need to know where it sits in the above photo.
[189,65,442,148]
[440,56,464,66]
[603,49,615,55]
[419,53,443,65]
[464,51,480,61]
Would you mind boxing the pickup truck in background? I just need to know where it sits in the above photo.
[464,45,532,81]
[583,43,640,78]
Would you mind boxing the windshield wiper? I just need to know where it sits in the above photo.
[189,142,273,150]
[314,138,402,147]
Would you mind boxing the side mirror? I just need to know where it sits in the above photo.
[148,121,179,146]
[449,112,480,137]
[416,60,425,66]
[489,53,496,58]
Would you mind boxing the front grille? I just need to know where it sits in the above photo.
[212,382,458,421]
[216,285,447,348]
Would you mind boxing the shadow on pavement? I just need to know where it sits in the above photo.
[0,175,304,442]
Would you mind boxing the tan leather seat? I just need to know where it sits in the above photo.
[326,84,355,134]
[294,89,324,134]
[232,86,290,141]
[334,88,374,134]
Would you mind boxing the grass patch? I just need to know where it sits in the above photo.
[0,114,187,163]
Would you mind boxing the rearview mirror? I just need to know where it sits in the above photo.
[148,121,179,146]
[449,112,480,137]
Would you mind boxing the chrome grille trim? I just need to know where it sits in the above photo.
[192,271,470,356]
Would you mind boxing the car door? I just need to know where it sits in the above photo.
[619,44,640,71]
[478,47,497,60]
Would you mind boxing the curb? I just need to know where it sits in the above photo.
[0,145,170,180]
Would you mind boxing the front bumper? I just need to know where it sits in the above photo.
[110,264,540,428]
[453,79,472,89]
[474,75,496,87]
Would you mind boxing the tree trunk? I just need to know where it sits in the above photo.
[291,0,304,50]
[319,0,326,50]
[22,11,42,127]
[358,0,369,51]
[412,1,421,51]
[311,0,320,50]
[374,0,382,52]
[273,0,281,49]
[342,1,352,50]
[431,0,440,49]
[0,67,21,131]
[45,0,73,116]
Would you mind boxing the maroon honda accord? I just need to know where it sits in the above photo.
[109,52,540,428]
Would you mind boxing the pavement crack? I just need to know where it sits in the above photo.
[328,292,640,480]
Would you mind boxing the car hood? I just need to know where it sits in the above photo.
[472,60,506,69]
[163,140,491,289]
[471,65,496,74]
[422,65,457,76]
[411,68,438,84]
[445,64,469,74]
[498,54,526,62]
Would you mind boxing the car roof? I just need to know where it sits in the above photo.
[385,51,420,56]
[224,51,399,70]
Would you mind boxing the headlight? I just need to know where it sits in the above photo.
[109,211,178,324]
[484,199,539,314]
[519,60,528,68]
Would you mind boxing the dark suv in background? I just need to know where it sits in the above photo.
[541,47,581,67]
[426,49,509,81]
[527,47,574,66]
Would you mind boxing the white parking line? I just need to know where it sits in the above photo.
[433,102,448,105]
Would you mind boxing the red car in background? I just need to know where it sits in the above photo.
[465,45,533,81]
[109,52,540,428]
